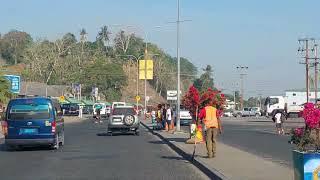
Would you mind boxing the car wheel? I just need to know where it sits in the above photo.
[255,114,260,117]
[123,115,135,126]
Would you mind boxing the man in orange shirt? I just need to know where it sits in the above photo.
[199,102,222,158]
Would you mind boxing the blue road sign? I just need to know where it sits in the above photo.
[4,75,21,94]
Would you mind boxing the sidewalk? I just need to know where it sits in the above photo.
[141,120,293,180]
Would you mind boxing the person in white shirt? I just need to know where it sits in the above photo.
[166,104,172,132]
[274,111,284,135]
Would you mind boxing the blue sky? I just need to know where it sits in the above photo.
[1,0,320,97]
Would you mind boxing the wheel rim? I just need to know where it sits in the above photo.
[124,116,134,125]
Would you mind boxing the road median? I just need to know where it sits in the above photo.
[141,120,293,180]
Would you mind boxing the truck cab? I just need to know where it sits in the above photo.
[264,96,285,117]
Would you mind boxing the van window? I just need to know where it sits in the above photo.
[8,104,50,120]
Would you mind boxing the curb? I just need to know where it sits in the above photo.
[141,121,228,180]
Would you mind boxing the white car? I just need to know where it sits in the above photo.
[179,109,193,125]
[93,103,107,118]
[111,102,126,110]
[223,112,233,117]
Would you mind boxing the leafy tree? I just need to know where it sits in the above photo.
[0,74,11,104]
[96,25,111,48]
[81,60,127,101]
[0,30,32,64]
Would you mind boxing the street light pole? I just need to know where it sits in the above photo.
[176,0,181,131]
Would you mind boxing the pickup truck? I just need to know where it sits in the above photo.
[233,107,261,117]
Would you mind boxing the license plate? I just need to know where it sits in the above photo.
[113,118,122,122]
[19,128,38,135]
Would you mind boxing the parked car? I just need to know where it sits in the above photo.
[251,107,262,117]
[83,105,93,114]
[107,106,140,135]
[3,97,64,150]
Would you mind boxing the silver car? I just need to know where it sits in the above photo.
[107,106,140,135]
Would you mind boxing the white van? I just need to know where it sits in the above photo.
[93,103,107,118]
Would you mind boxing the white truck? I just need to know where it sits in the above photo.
[264,96,304,118]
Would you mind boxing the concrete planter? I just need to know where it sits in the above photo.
[293,150,320,180]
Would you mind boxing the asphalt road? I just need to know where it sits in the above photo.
[182,117,303,167]
[0,118,208,180]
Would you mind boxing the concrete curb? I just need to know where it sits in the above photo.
[141,121,228,180]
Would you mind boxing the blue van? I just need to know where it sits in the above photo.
[3,97,64,150]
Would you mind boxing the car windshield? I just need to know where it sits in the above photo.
[113,108,135,115]
[8,104,50,120]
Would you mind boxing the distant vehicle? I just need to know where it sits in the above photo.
[107,106,140,135]
[111,102,126,110]
[233,107,261,117]
[83,105,93,114]
[223,112,233,117]
[3,97,65,150]
[93,103,107,118]
[61,103,79,116]
[264,96,303,118]
[179,108,193,125]
[251,107,262,116]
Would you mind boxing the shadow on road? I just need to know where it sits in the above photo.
[161,156,190,163]
[0,144,57,152]
[148,140,167,145]
[96,132,136,136]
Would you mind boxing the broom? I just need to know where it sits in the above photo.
[191,106,199,161]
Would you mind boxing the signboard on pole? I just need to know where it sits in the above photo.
[4,75,20,94]
[166,90,182,101]
[139,60,153,80]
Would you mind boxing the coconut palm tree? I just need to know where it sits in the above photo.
[96,25,111,47]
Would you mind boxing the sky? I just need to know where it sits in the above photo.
[1,0,320,98]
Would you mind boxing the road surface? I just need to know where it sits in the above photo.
[0,118,208,180]
[182,117,303,167]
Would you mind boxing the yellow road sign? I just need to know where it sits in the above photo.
[59,96,65,101]
[139,60,153,80]
[135,95,141,102]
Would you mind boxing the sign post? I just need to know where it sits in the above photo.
[4,75,21,94]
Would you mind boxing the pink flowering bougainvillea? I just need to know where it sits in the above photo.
[290,102,320,151]
[182,85,200,117]
[302,103,320,129]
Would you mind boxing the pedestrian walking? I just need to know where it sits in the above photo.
[95,104,102,124]
[166,104,173,132]
[78,105,83,119]
[274,110,284,135]
[199,102,222,158]
[162,104,167,130]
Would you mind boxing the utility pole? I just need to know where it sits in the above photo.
[236,66,248,110]
[313,44,319,101]
[176,0,181,131]
[298,38,317,103]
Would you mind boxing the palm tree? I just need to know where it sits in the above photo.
[96,25,111,47]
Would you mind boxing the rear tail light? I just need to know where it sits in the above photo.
[51,121,56,133]
[1,121,8,136]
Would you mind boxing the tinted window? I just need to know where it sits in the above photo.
[9,104,50,120]
[270,98,279,105]
[244,108,249,111]
[113,108,135,115]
